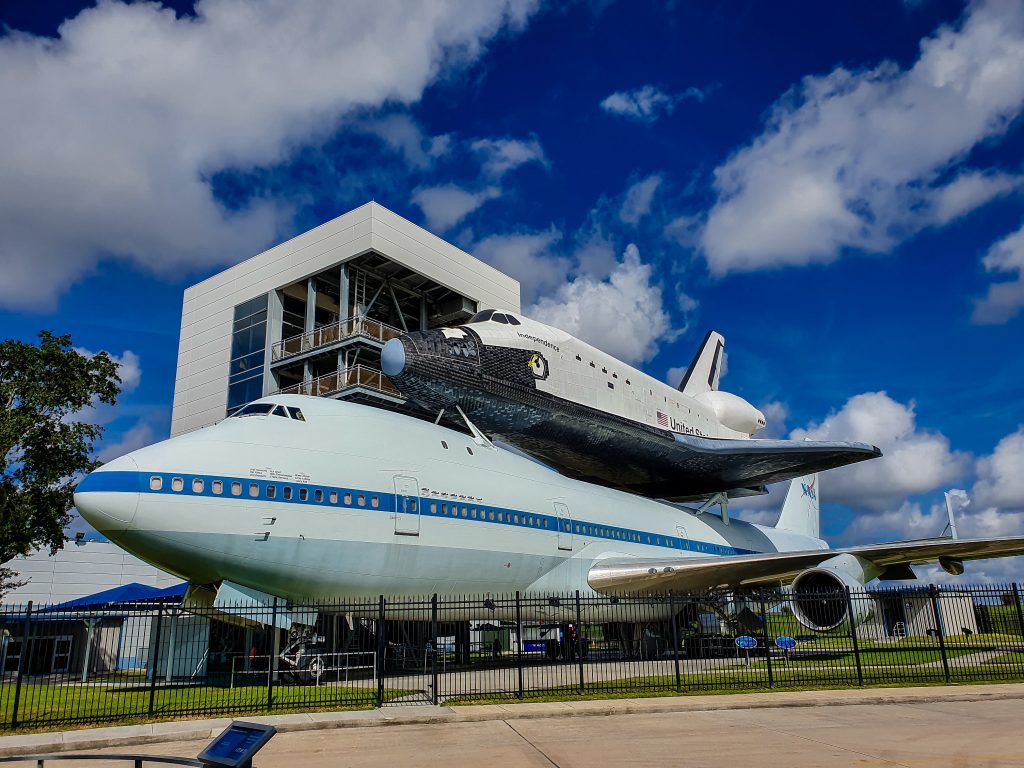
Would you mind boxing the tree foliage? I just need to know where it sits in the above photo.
[1,332,121,594]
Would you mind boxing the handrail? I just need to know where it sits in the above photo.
[271,365,401,399]
[0,756,203,767]
[271,316,402,362]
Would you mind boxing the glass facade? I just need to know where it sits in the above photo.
[227,295,268,414]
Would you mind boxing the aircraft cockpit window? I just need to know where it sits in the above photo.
[468,309,495,323]
[271,405,289,418]
[287,407,305,421]
[234,403,274,417]
[506,314,521,326]
[492,313,509,324]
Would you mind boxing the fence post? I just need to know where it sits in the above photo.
[148,604,164,717]
[515,591,524,700]
[430,594,439,706]
[666,593,681,692]
[1012,583,1024,642]
[574,590,585,695]
[376,596,386,708]
[267,598,278,711]
[929,585,951,684]
[845,587,863,687]
[11,601,33,729]
[759,591,773,689]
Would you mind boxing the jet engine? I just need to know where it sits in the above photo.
[790,554,877,631]
[694,390,766,435]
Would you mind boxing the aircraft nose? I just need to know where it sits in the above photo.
[74,454,141,533]
[381,337,407,377]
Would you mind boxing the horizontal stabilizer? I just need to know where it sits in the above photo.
[588,535,1024,594]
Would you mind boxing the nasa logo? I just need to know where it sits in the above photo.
[527,352,549,380]
[801,477,817,501]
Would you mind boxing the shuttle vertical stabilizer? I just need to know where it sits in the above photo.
[679,330,725,396]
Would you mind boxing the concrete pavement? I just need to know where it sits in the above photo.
[2,684,1024,766]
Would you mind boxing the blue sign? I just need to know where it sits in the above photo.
[775,636,797,650]
[735,635,758,649]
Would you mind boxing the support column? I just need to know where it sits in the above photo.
[263,290,283,397]
[339,263,350,321]
[420,294,428,331]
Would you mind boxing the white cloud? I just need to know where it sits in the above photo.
[529,244,675,365]
[359,114,452,169]
[973,425,1024,511]
[600,84,706,122]
[0,0,538,309]
[473,230,569,304]
[98,418,158,464]
[791,392,968,512]
[758,400,789,439]
[75,348,141,394]
[619,174,663,224]
[470,136,548,179]
[411,184,501,231]
[972,221,1024,324]
[700,1,1024,275]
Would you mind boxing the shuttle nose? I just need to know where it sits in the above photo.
[381,337,407,377]
[74,455,141,533]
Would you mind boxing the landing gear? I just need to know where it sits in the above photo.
[279,623,326,685]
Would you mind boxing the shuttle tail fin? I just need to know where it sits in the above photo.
[776,473,820,539]
[679,331,725,396]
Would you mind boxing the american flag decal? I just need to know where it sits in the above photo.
[657,411,669,427]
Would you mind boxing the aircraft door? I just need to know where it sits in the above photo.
[554,502,572,551]
[393,475,421,536]
[676,525,688,551]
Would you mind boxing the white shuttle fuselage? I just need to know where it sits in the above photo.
[74,396,817,608]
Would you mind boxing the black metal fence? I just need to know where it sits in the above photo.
[2,583,1024,730]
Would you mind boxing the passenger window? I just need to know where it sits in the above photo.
[212,480,223,495]
[513,515,520,524]
[284,487,292,500]
[466,446,473,455]
[461,507,468,518]
[470,508,477,519]
[357,494,366,507]
[431,503,438,514]
[267,485,276,499]
[489,511,495,521]
[497,511,504,522]
[441,441,448,449]
[344,493,352,505]
[150,476,163,491]
[315,489,323,503]
[299,488,308,501]
[441,503,448,514]
[171,477,184,492]
[231,482,242,496]
[371,496,379,508]
[249,483,259,498]
[408,498,415,511]
[329,491,338,504]
[192,479,204,493]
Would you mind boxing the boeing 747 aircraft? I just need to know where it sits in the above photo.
[381,312,880,501]
[75,395,1024,639]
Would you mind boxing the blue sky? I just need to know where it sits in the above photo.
[1,0,1023,579]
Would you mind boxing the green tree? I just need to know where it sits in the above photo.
[1,332,121,596]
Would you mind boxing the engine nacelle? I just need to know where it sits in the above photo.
[694,390,766,435]
[791,554,878,631]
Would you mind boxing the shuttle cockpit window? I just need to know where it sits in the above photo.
[468,309,495,323]
[233,403,274,417]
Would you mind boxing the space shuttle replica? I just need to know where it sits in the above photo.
[381,310,880,501]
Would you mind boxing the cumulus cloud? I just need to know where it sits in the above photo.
[600,84,707,122]
[470,136,548,179]
[529,244,675,365]
[700,1,1024,274]
[619,174,663,224]
[791,392,968,513]
[473,230,569,304]
[972,221,1024,324]
[98,417,159,463]
[75,348,142,394]
[973,425,1024,512]
[359,114,452,170]
[0,0,538,309]
[411,184,501,231]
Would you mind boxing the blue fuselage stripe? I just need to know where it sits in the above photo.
[76,470,756,556]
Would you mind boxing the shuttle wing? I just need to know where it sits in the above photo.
[587,535,1024,594]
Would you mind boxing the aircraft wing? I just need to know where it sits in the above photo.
[662,434,880,500]
[587,536,1024,594]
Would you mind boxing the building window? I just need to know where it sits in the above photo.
[192,479,204,493]
[212,480,223,495]
[171,477,184,492]
[227,295,269,415]
[150,476,163,491]
[231,482,242,496]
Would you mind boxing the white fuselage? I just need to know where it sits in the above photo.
[74,396,820,606]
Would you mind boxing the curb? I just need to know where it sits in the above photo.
[2,683,1023,757]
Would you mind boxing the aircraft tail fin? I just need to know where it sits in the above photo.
[776,473,820,539]
[679,331,725,396]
